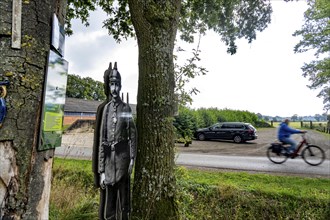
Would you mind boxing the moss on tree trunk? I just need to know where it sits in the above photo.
[129,1,181,219]
[0,0,66,218]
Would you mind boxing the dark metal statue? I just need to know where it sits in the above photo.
[92,62,136,220]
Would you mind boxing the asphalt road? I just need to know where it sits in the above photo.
[55,146,330,177]
[176,153,330,177]
[58,128,329,177]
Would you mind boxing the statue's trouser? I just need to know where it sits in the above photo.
[102,174,130,220]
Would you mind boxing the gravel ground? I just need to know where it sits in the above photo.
[178,128,330,158]
[62,127,329,159]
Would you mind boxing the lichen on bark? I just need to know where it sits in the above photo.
[0,0,66,218]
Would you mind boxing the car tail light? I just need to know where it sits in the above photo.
[248,129,254,134]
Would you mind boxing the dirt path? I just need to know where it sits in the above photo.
[62,128,329,158]
[178,128,330,157]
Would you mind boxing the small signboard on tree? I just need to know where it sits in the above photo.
[38,13,68,151]
[38,50,68,151]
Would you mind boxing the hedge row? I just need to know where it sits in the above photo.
[174,107,271,139]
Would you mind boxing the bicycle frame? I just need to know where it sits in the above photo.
[290,134,308,158]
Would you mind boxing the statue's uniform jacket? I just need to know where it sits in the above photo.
[98,99,136,185]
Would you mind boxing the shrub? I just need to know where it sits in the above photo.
[174,107,267,139]
[254,120,272,128]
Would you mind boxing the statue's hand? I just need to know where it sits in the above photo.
[100,173,105,189]
[128,159,134,175]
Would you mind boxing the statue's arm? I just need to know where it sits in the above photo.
[98,105,107,178]
[99,122,106,188]
[92,102,106,187]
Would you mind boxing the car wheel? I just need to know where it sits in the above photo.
[233,135,242,143]
[198,133,206,141]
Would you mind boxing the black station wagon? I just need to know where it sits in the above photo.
[194,122,258,143]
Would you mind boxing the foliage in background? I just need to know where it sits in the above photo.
[174,34,208,106]
[178,0,272,54]
[50,159,330,220]
[65,0,272,54]
[174,107,196,145]
[66,74,106,101]
[65,0,98,36]
[293,0,330,111]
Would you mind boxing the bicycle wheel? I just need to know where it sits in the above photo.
[267,146,288,164]
[302,145,325,166]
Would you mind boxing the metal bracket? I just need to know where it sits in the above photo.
[0,81,10,98]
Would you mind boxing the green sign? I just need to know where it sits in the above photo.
[43,112,63,131]
[39,50,68,151]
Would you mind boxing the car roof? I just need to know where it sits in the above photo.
[217,122,250,125]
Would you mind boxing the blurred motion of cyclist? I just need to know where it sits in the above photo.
[278,119,307,154]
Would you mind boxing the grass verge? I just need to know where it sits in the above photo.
[50,158,330,220]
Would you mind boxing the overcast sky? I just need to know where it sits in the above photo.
[65,0,325,117]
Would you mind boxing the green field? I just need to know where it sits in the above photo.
[50,158,330,220]
[271,121,328,129]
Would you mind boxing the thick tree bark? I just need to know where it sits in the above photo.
[128,1,181,219]
[0,0,66,219]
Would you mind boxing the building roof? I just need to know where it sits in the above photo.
[64,97,137,115]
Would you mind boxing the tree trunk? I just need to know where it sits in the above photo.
[128,1,181,219]
[0,0,66,218]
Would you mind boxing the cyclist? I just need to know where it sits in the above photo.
[278,119,306,155]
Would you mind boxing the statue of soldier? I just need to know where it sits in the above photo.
[92,62,136,220]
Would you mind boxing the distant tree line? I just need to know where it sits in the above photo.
[262,113,328,122]
[174,106,270,140]
[66,74,106,101]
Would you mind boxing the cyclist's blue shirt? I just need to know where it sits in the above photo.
[278,122,301,140]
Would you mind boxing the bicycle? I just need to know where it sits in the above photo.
[267,134,326,166]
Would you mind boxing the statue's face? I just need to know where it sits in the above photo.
[110,80,121,99]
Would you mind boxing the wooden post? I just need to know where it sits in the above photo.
[310,121,313,129]
[11,0,22,49]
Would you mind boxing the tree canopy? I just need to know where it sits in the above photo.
[66,74,106,100]
[293,0,330,111]
[67,0,272,54]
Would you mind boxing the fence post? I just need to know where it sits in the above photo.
[271,121,273,127]
[309,121,313,129]
[300,121,303,128]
